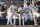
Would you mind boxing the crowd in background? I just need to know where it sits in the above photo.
[0,4,7,18]
[32,0,40,13]
[0,0,23,2]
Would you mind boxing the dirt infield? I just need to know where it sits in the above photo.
[0,25,40,27]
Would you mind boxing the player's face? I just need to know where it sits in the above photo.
[27,3,30,6]
[22,6,24,8]
[13,4,16,6]
[27,4,30,6]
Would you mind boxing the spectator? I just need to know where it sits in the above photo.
[36,1,40,13]
[36,1,40,25]
[1,4,7,18]
[2,5,7,12]
[32,0,36,6]
[1,12,6,18]
[32,0,34,6]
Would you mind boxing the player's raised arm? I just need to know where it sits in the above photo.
[30,6,33,15]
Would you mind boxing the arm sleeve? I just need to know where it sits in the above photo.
[23,7,26,12]
[10,6,12,12]
[29,6,32,11]
[18,8,21,12]
[16,7,17,11]
[10,6,12,10]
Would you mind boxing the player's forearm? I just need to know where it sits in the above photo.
[10,9,12,12]
[10,9,13,15]
[31,10,33,16]
[31,10,33,14]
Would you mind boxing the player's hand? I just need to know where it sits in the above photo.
[22,11,25,13]
[12,12,15,15]
[16,11,18,13]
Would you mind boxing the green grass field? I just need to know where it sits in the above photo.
[0,25,40,27]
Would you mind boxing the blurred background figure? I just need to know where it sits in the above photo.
[36,1,40,13]
[1,0,11,2]
[1,4,7,18]
[1,0,5,2]
[2,4,7,12]
[32,0,36,6]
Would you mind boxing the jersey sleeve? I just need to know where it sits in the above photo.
[10,6,12,9]
[18,8,21,12]
[23,7,27,12]
[23,7,25,10]
[15,7,17,11]
[29,6,32,10]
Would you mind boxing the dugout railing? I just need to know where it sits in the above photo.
[0,18,34,25]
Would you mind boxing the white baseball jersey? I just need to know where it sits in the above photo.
[24,6,33,21]
[18,7,24,13]
[7,8,12,16]
[7,8,12,19]
[10,5,17,13]
[24,5,31,13]
[18,7,26,17]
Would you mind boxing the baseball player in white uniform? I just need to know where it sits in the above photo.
[24,2,33,22]
[18,5,26,26]
[10,2,17,26]
[6,8,13,26]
